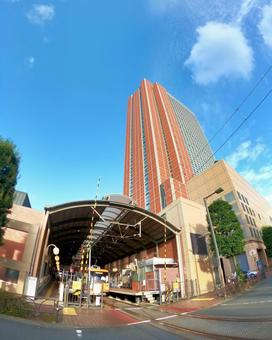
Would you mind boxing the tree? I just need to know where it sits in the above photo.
[208,200,245,259]
[262,226,272,258]
[0,138,20,244]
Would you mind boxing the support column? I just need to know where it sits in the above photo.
[176,232,185,298]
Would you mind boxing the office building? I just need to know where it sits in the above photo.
[187,160,272,272]
[123,79,214,213]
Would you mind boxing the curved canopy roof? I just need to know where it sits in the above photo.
[45,198,180,266]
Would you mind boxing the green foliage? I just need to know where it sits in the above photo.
[262,226,272,258]
[0,138,20,244]
[0,290,33,318]
[236,263,246,283]
[208,200,245,258]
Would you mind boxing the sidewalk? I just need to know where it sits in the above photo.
[59,291,224,328]
[158,290,224,314]
[40,273,272,328]
[61,308,137,327]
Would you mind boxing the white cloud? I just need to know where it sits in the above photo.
[241,165,272,182]
[185,22,254,85]
[241,165,272,205]
[26,56,35,67]
[236,0,258,24]
[27,4,55,25]
[258,4,272,48]
[147,0,179,14]
[227,140,272,205]
[226,140,266,168]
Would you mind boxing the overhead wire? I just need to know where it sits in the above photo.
[191,64,272,171]
[195,86,272,174]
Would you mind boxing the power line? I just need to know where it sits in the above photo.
[192,64,272,168]
[196,86,272,174]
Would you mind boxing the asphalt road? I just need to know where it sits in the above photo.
[196,275,272,318]
[1,276,272,339]
[0,316,187,340]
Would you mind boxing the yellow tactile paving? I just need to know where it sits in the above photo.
[63,307,77,316]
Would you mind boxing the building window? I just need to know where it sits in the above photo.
[245,215,250,224]
[241,203,246,212]
[249,227,254,237]
[258,214,261,220]
[253,229,258,238]
[160,184,166,209]
[0,266,19,284]
[225,191,235,202]
[190,233,208,255]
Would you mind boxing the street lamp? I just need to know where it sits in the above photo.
[46,244,60,272]
[47,243,60,255]
[203,187,224,289]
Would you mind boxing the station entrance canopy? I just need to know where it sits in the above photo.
[45,197,180,266]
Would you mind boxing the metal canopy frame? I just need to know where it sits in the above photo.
[46,200,180,266]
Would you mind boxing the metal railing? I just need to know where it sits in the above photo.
[0,292,63,323]
[216,274,262,298]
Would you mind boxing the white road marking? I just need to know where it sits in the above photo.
[127,319,151,326]
[222,299,272,306]
[125,307,142,310]
[181,312,189,315]
[155,315,177,321]
[76,329,82,337]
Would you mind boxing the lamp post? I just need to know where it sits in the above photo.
[47,243,60,255]
[46,244,60,271]
[203,187,224,289]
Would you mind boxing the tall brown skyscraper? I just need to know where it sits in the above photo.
[123,79,214,213]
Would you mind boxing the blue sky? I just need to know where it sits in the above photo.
[1,0,272,210]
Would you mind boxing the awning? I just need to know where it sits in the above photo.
[45,198,180,266]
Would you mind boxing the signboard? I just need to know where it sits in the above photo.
[95,296,101,306]
[59,282,64,302]
[172,282,180,292]
[160,283,166,292]
[25,276,37,297]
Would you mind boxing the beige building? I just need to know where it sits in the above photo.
[0,204,43,294]
[160,197,215,296]
[187,160,272,273]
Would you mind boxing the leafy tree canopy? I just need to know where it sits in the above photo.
[0,138,20,244]
[262,226,272,258]
[208,199,245,258]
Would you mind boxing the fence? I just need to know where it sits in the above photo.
[217,274,261,298]
[0,291,62,322]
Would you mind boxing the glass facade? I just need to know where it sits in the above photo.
[168,94,215,175]
[139,93,150,210]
